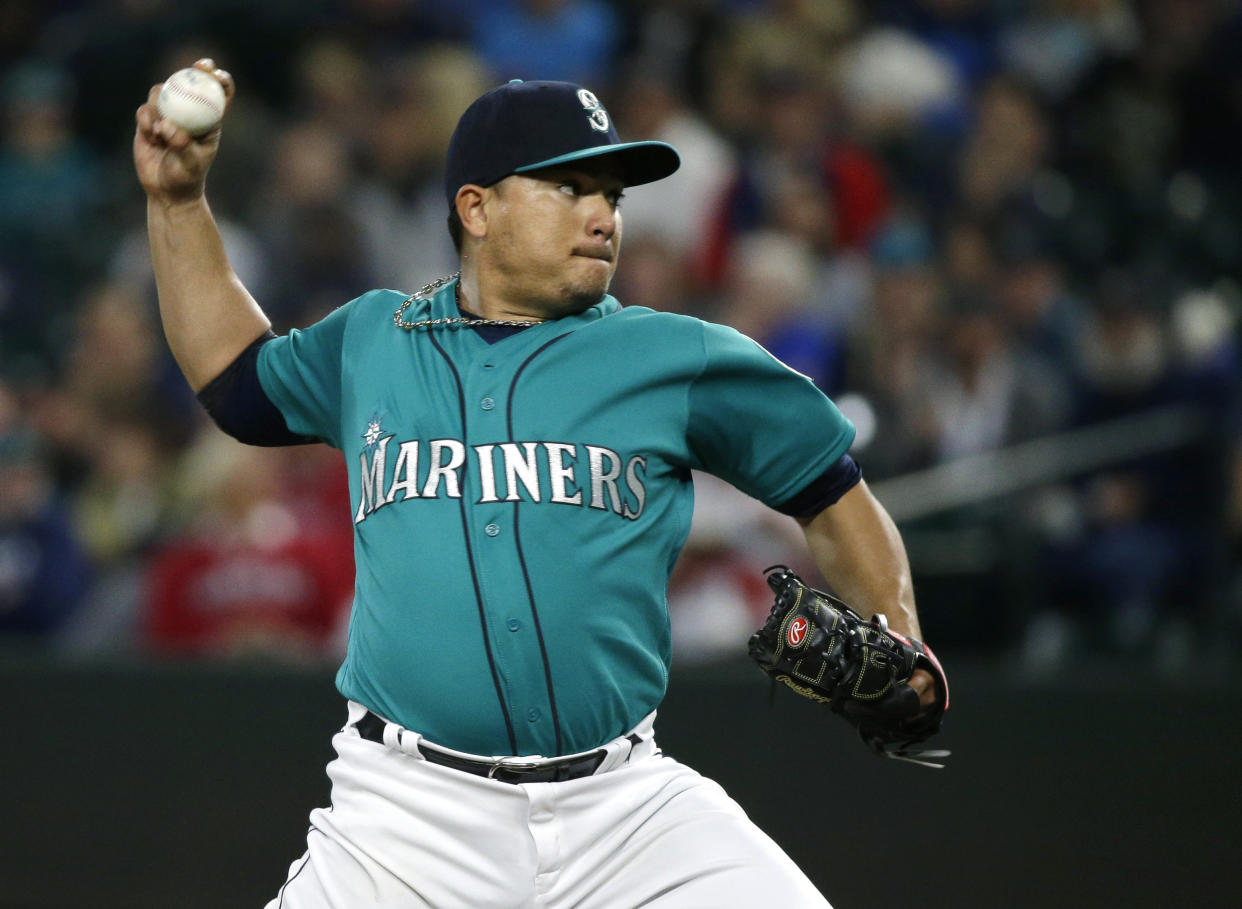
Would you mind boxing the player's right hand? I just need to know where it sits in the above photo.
[133,58,234,205]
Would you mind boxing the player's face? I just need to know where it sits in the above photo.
[483,164,625,318]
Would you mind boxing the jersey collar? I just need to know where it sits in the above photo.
[433,279,621,328]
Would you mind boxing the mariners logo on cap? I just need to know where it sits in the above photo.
[787,616,809,648]
[577,88,610,133]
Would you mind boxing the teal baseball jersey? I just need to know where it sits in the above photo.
[257,280,855,756]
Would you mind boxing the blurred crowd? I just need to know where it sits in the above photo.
[2,0,1241,673]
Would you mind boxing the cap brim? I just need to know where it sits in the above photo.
[514,140,680,187]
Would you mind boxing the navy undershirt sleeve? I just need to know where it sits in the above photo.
[773,453,863,518]
[196,330,319,446]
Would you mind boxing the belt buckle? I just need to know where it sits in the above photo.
[487,758,543,780]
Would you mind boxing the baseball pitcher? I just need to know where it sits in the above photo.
[134,61,947,907]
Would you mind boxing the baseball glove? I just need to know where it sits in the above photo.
[748,565,950,768]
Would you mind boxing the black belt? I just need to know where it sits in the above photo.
[354,711,643,784]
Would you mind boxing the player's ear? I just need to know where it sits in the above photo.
[455,185,490,242]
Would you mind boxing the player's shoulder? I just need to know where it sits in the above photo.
[352,288,412,313]
[591,306,707,360]
[328,287,423,335]
[604,305,709,339]
[606,305,755,351]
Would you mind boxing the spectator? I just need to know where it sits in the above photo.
[0,392,91,641]
[716,229,848,396]
[607,236,695,316]
[840,215,944,478]
[1026,274,1222,667]
[613,65,737,273]
[926,294,1071,461]
[353,46,490,291]
[872,0,1001,90]
[253,121,371,325]
[0,61,102,369]
[958,75,1051,218]
[991,217,1084,377]
[466,0,621,85]
[144,437,353,661]
[998,0,1140,102]
[26,281,197,498]
[700,62,891,287]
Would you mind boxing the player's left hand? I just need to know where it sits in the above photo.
[748,566,950,767]
[908,668,937,710]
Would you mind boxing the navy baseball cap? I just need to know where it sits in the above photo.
[444,79,680,207]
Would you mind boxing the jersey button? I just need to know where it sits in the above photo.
[527,708,542,723]
[485,523,501,537]
[480,396,495,411]
[507,619,521,632]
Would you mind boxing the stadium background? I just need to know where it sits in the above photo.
[1,1,1240,907]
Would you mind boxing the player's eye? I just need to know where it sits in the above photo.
[557,181,623,208]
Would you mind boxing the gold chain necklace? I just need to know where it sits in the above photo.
[393,273,544,331]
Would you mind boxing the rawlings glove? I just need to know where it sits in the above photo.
[748,565,950,768]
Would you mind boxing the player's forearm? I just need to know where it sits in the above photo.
[148,195,270,391]
[797,479,921,639]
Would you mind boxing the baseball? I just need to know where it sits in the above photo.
[157,67,226,136]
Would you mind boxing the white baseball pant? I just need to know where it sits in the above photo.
[265,701,831,908]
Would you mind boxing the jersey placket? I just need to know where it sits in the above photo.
[448,329,567,756]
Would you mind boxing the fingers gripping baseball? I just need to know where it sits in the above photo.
[133,59,234,204]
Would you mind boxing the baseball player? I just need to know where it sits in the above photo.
[134,61,940,907]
